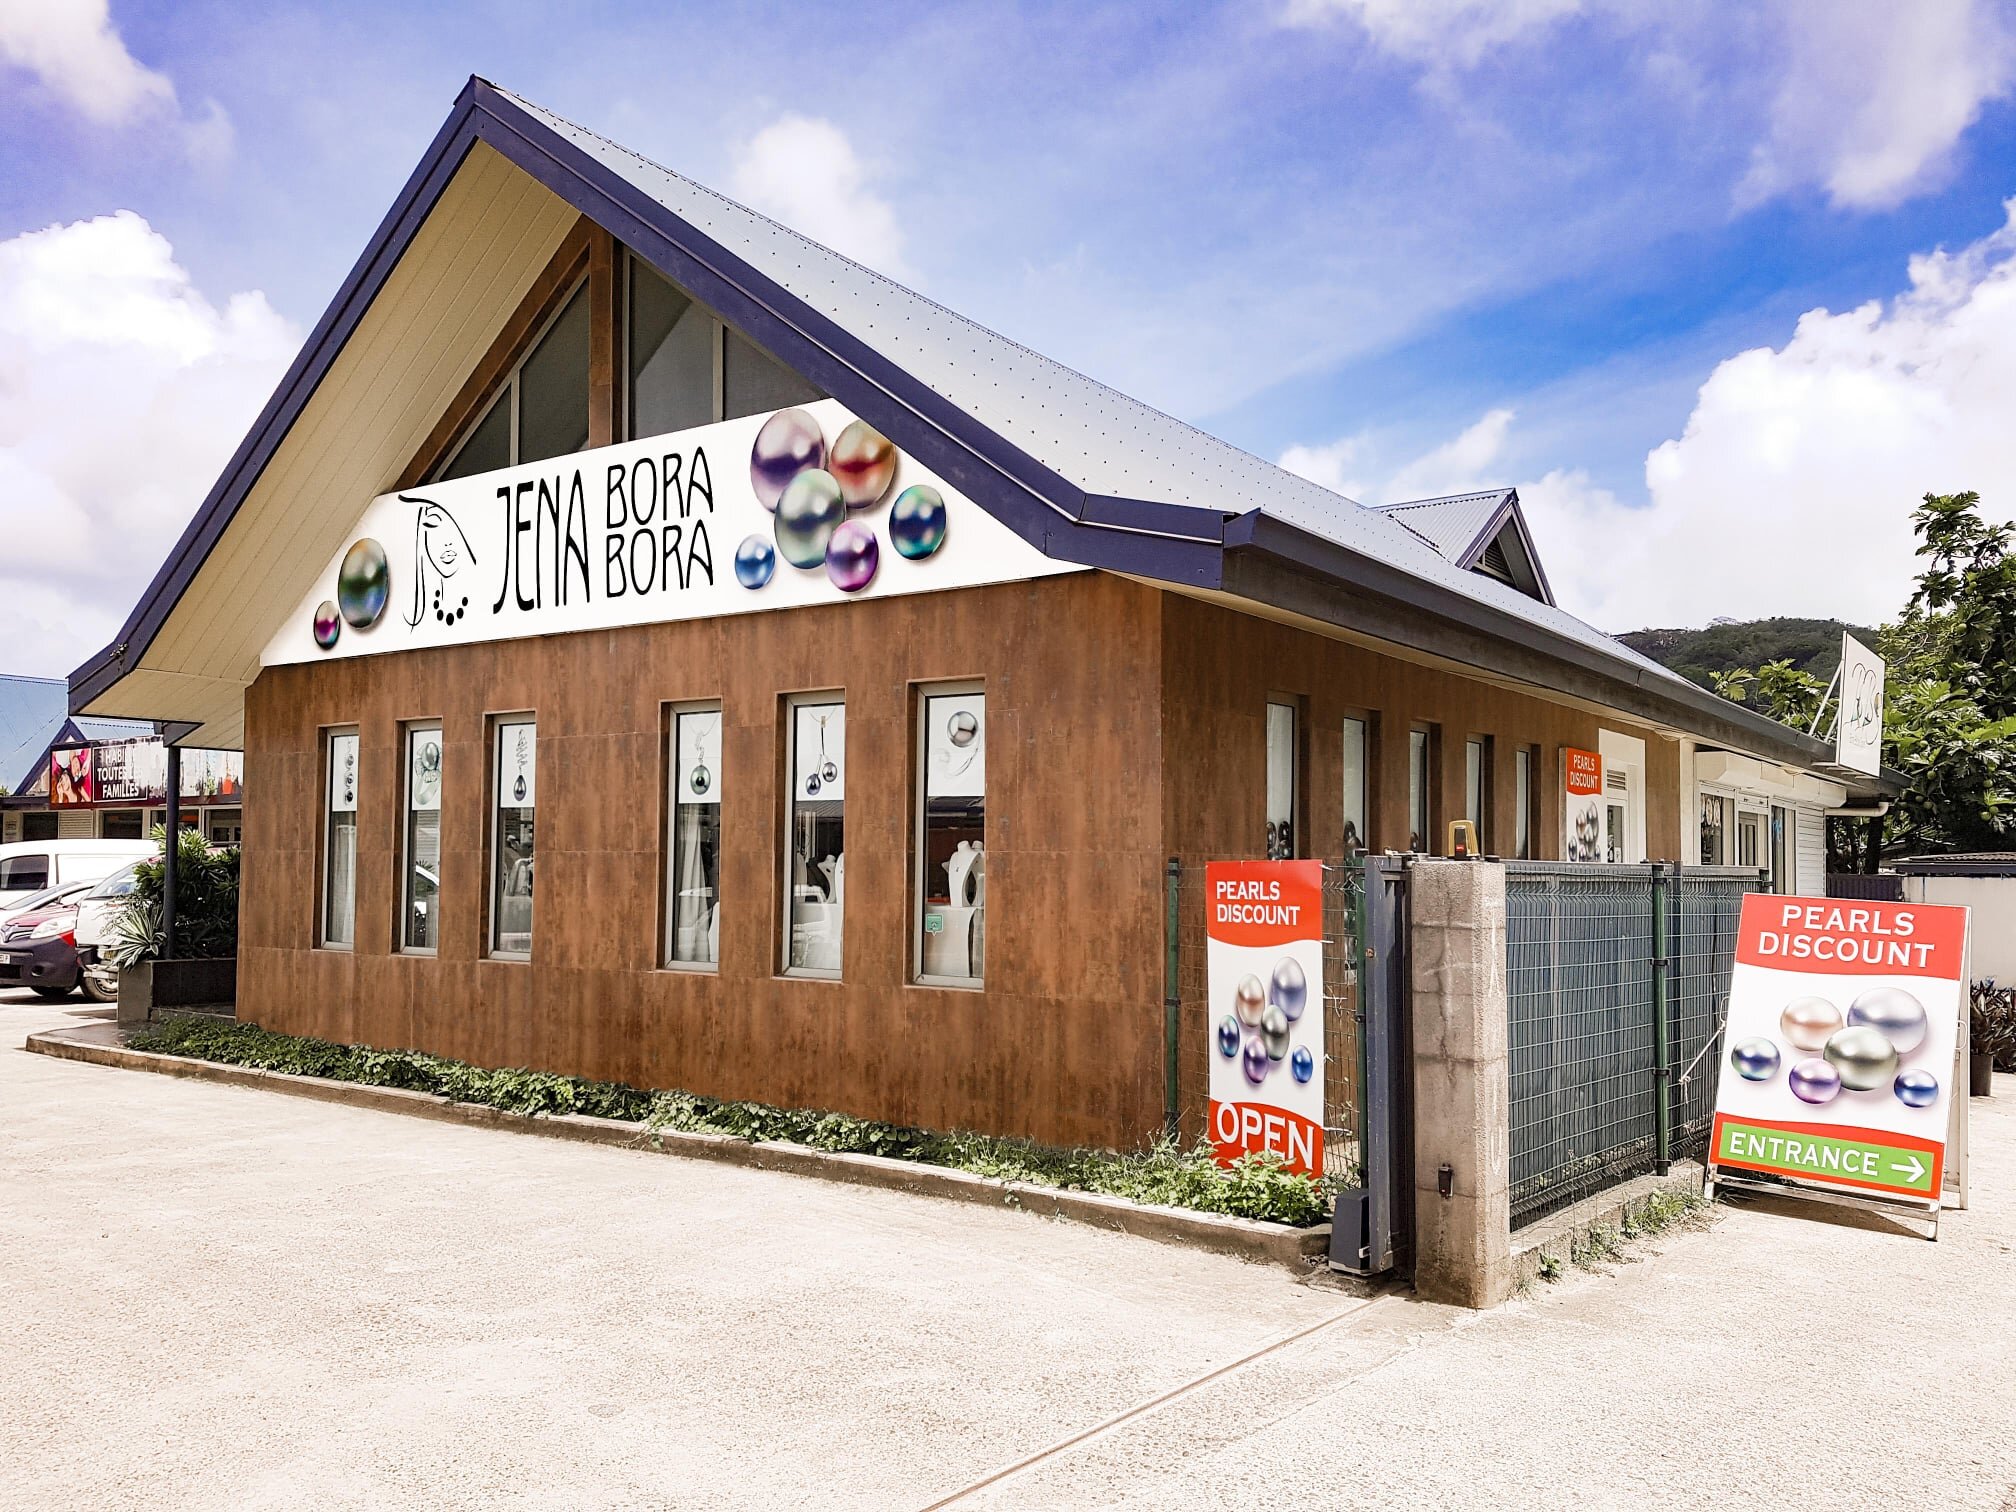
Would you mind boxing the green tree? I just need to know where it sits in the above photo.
[1712,492,2016,870]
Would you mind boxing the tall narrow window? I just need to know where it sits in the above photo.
[1266,701,1297,859]
[630,260,717,439]
[1771,804,1792,894]
[401,724,442,952]
[1465,737,1490,848]
[1408,727,1433,851]
[432,280,590,480]
[667,705,722,967]
[785,698,845,976]
[917,686,985,985]
[1514,747,1534,860]
[1700,793,1729,866]
[490,718,536,957]
[322,730,359,948]
[1341,716,1370,854]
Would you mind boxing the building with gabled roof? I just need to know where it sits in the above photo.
[68,79,1893,1146]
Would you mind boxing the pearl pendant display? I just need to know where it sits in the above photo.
[689,765,710,796]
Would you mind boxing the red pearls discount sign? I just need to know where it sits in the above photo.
[1205,861,1324,1177]
[1710,894,1969,1206]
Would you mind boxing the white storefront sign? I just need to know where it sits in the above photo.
[1835,632,1885,776]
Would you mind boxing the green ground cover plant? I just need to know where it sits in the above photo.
[129,1016,1338,1226]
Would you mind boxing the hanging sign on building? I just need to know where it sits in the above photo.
[266,399,1084,668]
[1204,860,1324,1177]
[1835,632,1886,776]
[1562,747,1603,862]
[1709,894,1967,1208]
[48,739,243,808]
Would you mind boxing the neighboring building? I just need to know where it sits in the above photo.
[1,676,243,846]
[66,80,1895,1148]
[1893,855,2016,983]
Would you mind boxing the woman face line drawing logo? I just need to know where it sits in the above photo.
[401,494,477,629]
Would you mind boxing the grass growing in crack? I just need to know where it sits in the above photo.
[129,1015,1339,1226]
[1567,1189,1708,1271]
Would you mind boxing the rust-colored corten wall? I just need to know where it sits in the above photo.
[241,571,1168,1149]
[1158,592,1681,1129]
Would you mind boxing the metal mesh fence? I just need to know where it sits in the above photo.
[1506,863,1760,1228]
[1171,861,1365,1185]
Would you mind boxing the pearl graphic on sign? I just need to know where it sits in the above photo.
[1241,1037,1270,1086]
[1780,996,1842,1052]
[1730,1037,1781,1082]
[1847,987,1928,1056]
[338,538,390,628]
[774,469,847,569]
[824,519,880,593]
[948,711,979,748]
[734,534,777,589]
[1788,1058,1842,1105]
[1291,1046,1314,1084]
[750,408,826,509]
[1270,958,1307,1022]
[1217,1016,1241,1059]
[889,485,948,559]
[1234,973,1266,1028]
[1260,1004,1291,1061]
[1823,1025,1899,1092]
[1894,1068,1939,1108]
[312,600,341,650]
[829,419,897,509]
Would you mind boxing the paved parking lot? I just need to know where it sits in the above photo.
[4,988,2013,1510]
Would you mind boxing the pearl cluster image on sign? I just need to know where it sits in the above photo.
[739,409,947,595]
[1217,958,1315,1087]
[313,537,393,649]
[1729,985,1937,1109]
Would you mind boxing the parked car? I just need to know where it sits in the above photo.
[73,861,143,1005]
[0,885,90,999]
[0,840,155,920]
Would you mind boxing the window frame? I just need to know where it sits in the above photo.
[318,726,360,952]
[398,720,444,956]
[663,699,724,972]
[1513,746,1536,860]
[1408,724,1437,853]
[624,251,723,444]
[1265,697,1303,860]
[1341,712,1374,855]
[1465,735,1492,852]
[432,274,590,481]
[781,691,847,981]
[486,713,538,962]
[912,680,987,991]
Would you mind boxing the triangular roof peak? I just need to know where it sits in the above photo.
[66,78,1867,788]
[1374,489,1553,605]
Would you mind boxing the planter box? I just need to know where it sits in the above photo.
[115,958,237,1025]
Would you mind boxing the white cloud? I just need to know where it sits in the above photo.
[729,115,910,279]
[1519,202,2016,630]
[0,212,298,676]
[1741,0,2016,210]
[1279,406,1515,506]
[1285,0,2016,211]
[0,0,231,161]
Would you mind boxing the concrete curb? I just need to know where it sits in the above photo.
[1512,1162,1707,1287]
[24,1028,1333,1271]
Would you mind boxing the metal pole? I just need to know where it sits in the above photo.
[1164,856,1181,1139]
[162,744,182,960]
[1651,862,1671,1175]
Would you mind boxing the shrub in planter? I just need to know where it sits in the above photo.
[107,826,240,967]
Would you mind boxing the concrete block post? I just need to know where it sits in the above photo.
[1409,860,1513,1308]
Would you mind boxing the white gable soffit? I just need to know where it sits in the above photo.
[79,144,578,746]
[1696,750,1848,807]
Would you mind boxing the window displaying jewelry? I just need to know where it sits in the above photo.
[919,689,985,983]
[491,719,536,955]
[668,708,722,966]
[787,700,845,973]
[1265,701,1296,859]
[323,730,359,947]
[403,725,442,951]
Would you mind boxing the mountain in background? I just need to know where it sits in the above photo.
[1618,617,1875,689]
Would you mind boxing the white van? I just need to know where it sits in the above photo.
[0,840,156,923]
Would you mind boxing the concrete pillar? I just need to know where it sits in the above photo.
[1409,860,1512,1308]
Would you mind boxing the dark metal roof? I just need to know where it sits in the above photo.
[1891,854,2016,876]
[68,77,1890,797]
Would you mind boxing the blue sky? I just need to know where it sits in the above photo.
[4,0,2016,675]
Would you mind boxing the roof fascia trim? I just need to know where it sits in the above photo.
[71,87,489,712]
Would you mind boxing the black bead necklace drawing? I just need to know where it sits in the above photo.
[689,716,715,797]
